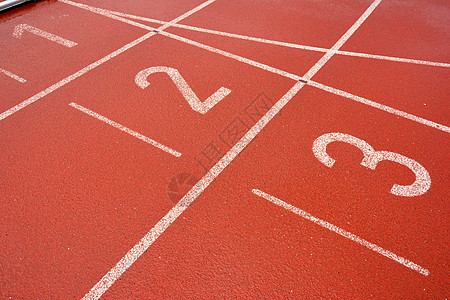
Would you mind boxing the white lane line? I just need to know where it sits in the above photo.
[13,24,78,48]
[60,0,161,32]
[0,0,215,122]
[63,0,450,134]
[0,67,26,83]
[110,10,331,53]
[308,81,450,133]
[305,0,382,80]
[160,30,300,80]
[336,50,450,68]
[252,189,430,276]
[69,102,181,157]
[60,0,300,81]
[0,31,157,121]
[105,8,450,68]
[80,1,382,298]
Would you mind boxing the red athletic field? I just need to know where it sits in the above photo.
[0,0,448,298]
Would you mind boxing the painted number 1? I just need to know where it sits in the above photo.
[135,66,231,114]
[312,132,431,197]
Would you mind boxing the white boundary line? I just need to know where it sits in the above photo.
[81,1,383,298]
[59,0,161,32]
[307,81,450,133]
[252,189,430,276]
[0,0,217,122]
[104,7,450,68]
[0,33,155,121]
[69,102,181,157]
[13,24,78,48]
[58,1,299,78]
[0,67,26,83]
[62,0,450,134]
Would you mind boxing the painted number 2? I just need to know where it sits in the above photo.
[135,66,231,114]
[312,133,431,197]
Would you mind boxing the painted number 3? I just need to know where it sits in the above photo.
[312,133,431,197]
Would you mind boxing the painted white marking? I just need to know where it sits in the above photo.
[107,10,450,68]
[0,67,26,83]
[81,1,383,298]
[60,0,161,32]
[61,0,299,80]
[0,0,215,122]
[106,9,335,53]
[0,32,156,121]
[136,66,231,114]
[69,102,181,157]
[313,133,375,168]
[159,31,301,80]
[363,151,431,197]
[312,133,431,197]
[252,189,430,276]
[13,24,78,48]
[336,50,450,68]
[63,0,450,134]
[307,81,450,133]
[305,0,382,80]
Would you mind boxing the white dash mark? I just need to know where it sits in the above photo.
[252,188,430,276]
[69,102,181,157]
[13,24,78,48]
[0,67,26,83]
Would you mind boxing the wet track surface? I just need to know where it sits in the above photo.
[0,0,449,298]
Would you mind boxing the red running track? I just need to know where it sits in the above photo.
[0,0,448,298]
